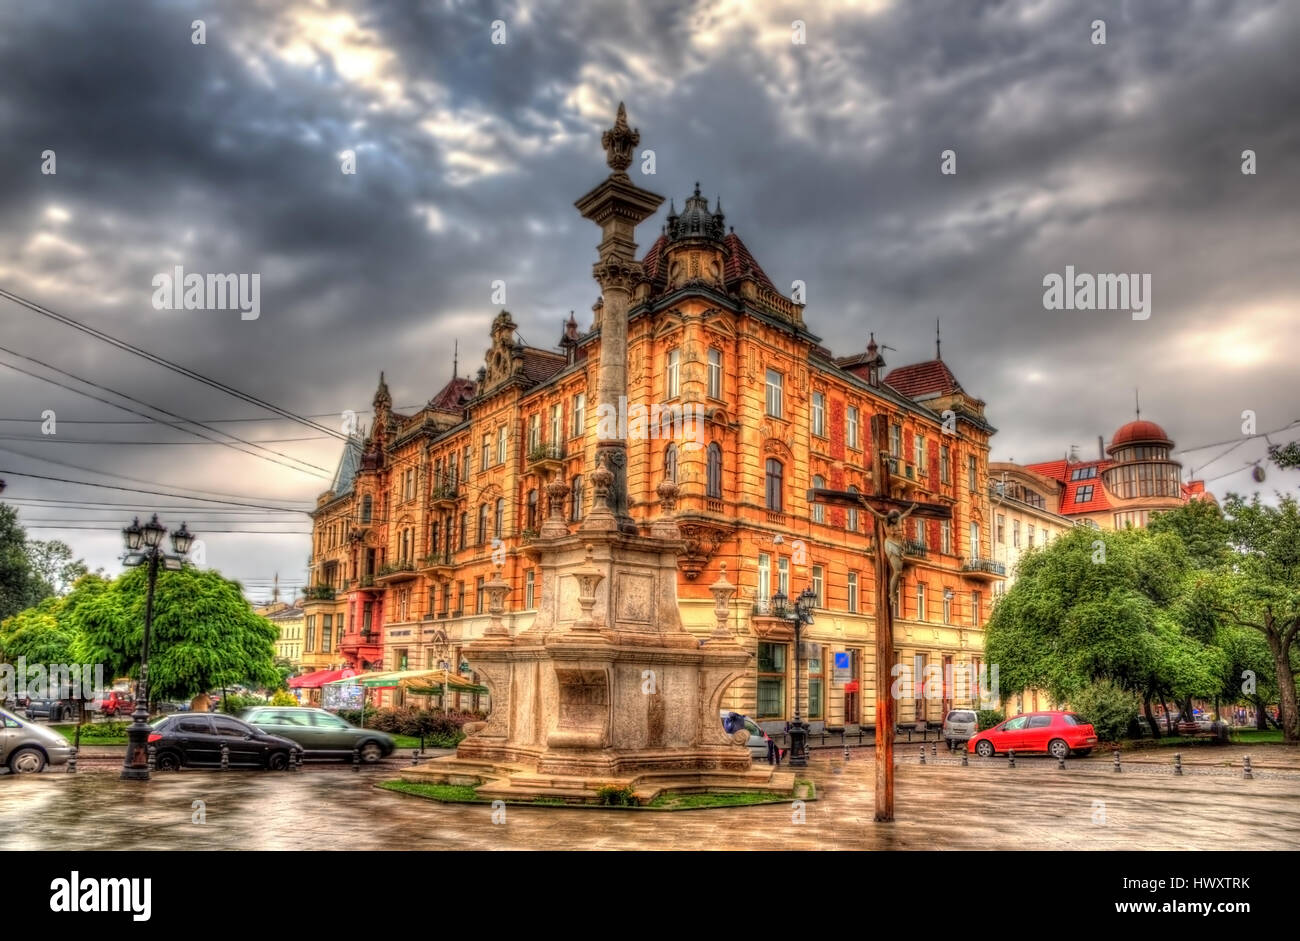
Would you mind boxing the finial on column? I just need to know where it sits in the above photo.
[601,102,639,175]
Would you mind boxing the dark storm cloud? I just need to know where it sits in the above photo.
[0,0,1296,595]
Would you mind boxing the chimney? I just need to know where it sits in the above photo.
[1098,435,1105,461]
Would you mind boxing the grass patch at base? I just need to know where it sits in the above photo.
[378,780,485,802]
[646,791,789,809]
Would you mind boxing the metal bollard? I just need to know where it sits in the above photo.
[147,744,156,772]
[352,746,361,772]
[67,746,77,773]
[961,748,968,767]
[1007,749,1015,768]
[843,742,850,762]
[1243,755,1253,780]
[292,747,302,771]
[931,741,937,757]
[411,749,420,766]
[1058,754,1066,770]
[220,743,230,771]
[1112,748,1121,773]
[1174,753,1182,776]
[919,745,926,765]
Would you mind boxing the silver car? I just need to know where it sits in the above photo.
[943,708,979,751]
[1,707,73,773]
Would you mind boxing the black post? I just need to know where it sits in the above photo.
[787,611,808,767]
[121,551,160,781]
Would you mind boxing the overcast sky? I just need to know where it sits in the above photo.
[1,0,1297,602]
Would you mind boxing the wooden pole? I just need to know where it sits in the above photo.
[870,414,895,822]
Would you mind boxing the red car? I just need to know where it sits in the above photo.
[91,690,135,718]
[967,711,1098,759]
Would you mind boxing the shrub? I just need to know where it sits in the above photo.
[594,783,638,806]
[976,709,1005,731]
[1069,680,1140,742]
[73,721,129,742]
[269,690,298,707]
[220,693,266,715]
[336,706,475,746]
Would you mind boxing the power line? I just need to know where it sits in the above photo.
[0,286,350,441]
[0,404,422,425]
[21,525,311,534]
[0,432,332,446]
[0,345,332,478]
[0,469,313,513]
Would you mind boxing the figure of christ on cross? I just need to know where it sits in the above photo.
[860,500,918,612]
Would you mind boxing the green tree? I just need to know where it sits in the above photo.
[25,539,89,596]
[0,504,49,621]
[69,566,279,702]
[0,595,75,664]
[1149,500,1230,570]
[985,526,1226,735]
[1197,494,1300,741]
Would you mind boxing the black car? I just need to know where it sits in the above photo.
[147,714,299,771]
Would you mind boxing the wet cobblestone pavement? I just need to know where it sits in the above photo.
[2,751,1297,850]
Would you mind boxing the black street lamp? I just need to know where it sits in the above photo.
[774,585,817,767]
[120,515,195,781]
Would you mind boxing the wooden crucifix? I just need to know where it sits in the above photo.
[807,414,953,822]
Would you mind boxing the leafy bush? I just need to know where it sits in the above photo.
[220,693,266,715]
[269,690,298,707]
[595,783,638,806]
[335,706,481,746]
[72,721,129,742]
[976,709,1005,731]
[1068,680,1140,742]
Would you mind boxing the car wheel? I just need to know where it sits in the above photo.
[359,741,384,764]
[1048,738,1070,760]
[8,747,47,773]
[155,751,182,772]
[267,751,290,772]
[976,739,995,758]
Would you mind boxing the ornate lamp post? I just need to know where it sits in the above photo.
[120,515,195,781]
[774,585,817,767]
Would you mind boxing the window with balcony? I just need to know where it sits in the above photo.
[757,553,770,603]
[549,405,561,445]
[528,414,541,452]
[765,459,783,511]
[526,489,539,530]
[812,475,825,523]
[778,557,789,597]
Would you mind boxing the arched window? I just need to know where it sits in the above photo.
[664,443,678,483]
[527,489,538,530]
[812,475,825,523]
[706,442,722,499]
[765,459,783,511]
[847,485,860,532]
[570,475,584,522]
[361,494,373,524]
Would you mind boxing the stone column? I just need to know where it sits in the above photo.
[575,104,664,535]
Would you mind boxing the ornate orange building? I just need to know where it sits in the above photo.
[303,116,1006,728]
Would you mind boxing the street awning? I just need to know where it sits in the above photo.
[289,667,356,689]
[322,668,486,694]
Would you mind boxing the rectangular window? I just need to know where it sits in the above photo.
[757,643,786,719]
[528,414,541,451]
[940,445,951,484]
[462,447,471,482]
[914,434,926,473]
[765,369,783,418]
[1027,526,1035,548]
[1076,484,1094,503]
[942,591,952,625]
[1041,527,1048,545]
[811,392,826,437]
[707,349,722,399]
[525,569,535,608]
[847,406,859,449]
[459,511,467,550]
[549,405,561,445]
[890,423,902,458]
[847,572,859,613]
[1012,519,1020,547]
[480,434,490,472]
[917,583,926,621]
[572,393,585,437]
[807,649,823,720]
[322,614,333,651]
[494,498,504,538]
[476,576,485,614]
[968,455,978,492]
[970,522,981,559]
[667,348,680,398]
[497,426,507,465]
[757,554,770,603]
[971,590,982,626]
[456,581,465,615]
[812,565,824,607]
[997,513,1005,544]
[305,615,316,652]
[778,556,790,597]
[941,520,952,554]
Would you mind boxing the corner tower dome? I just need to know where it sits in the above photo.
[1108,420,1171,451]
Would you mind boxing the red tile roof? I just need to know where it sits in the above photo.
[642,234,667,283]
[1025,459,1114,515]
[722,231,777,292]
[428,377,477,412]
[520,349,566,383]
[883,360,964,399]
[1110,420,1171,449]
